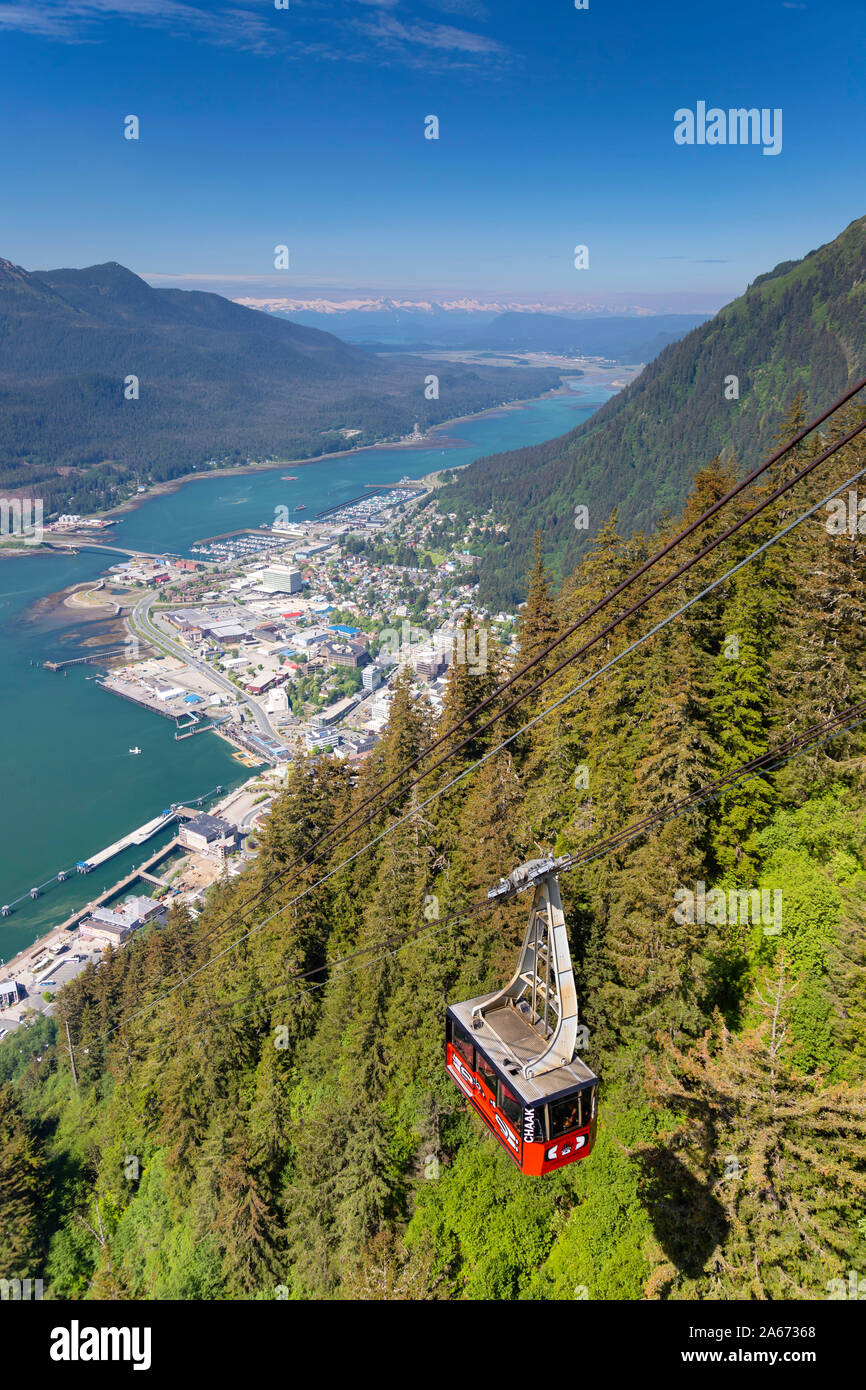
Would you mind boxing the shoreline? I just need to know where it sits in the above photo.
[7,369,627,622]
[88,374,582,520]
[0,367,629,964]
[0,365,628,556]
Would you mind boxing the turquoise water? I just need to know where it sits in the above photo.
[115,381,608,554]
[0,377,612,959]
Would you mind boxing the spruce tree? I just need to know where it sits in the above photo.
[639,955,866,1299]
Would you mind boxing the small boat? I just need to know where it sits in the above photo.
[282,475,299,481]
[295,503,307,511]
[129,747,142,755]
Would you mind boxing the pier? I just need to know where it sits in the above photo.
[82,809,178,871]
[190,527,271,547]
[50,838,182,934]
[314,487,390,520]
[174,715,231,741]
[43,644,148,672]
[0,782,225,918]
[314,481,428,521]
[96,674,200,726]
[139,870,171,888]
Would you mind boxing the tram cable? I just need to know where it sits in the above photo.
[170,409,866,980]
[93,454,866,1048]
[168,690,866,1042]
[226,378,866,880]
[178,433,866,979]
[114,384,866,990]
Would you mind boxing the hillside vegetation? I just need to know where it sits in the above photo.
[2,396,866,1300]
[440,215,866,609]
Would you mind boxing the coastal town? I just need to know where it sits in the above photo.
[0,471,519,1039]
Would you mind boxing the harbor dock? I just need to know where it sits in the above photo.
[51,838,181,934]
[96,674,200,726]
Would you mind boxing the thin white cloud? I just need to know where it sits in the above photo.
[351,0,490,13]
[0,0,276,51]
[425,0,491,20]
[355,11,507,64]
[0,0,508,68]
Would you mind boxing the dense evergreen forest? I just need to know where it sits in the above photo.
[2,393,865,1301]
[0,259,560,516]
[440,215,866,610]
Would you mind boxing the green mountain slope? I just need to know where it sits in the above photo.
[440,215,866,608]
[0,260,560,515]
[3,417,866,1300]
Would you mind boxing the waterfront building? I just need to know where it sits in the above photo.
[80,895,165,947]
[0,979,22,1007]
[179,813,240,860]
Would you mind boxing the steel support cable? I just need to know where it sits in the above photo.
[224,378,866,875]
[139,387,866,977]
[106,452,866,1041]
[167,695,866,1040]
[558,701,866,871]
[181,415,866,975]
[91,453,866,1047]
[186,422,866,977]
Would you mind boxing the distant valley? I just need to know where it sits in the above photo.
[247,296,709,360]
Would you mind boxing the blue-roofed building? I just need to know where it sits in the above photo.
[328,624,362,637]
[183,693,204,705]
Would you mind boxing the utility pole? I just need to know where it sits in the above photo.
[65,1019,78,1089]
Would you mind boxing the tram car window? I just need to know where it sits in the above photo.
[497,1082,522,1133]
[451,1022,475,1069]
[476,1053,497,1096]
[549,1092,583,1139]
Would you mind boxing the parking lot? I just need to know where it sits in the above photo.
[0,941,105,1035]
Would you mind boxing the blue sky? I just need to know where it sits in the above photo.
[0,0,863,311]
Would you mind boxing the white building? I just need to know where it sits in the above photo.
[261,565,303,595]
[266,687,290,716]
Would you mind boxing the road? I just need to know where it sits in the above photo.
[129,593,286,745]
[0,942,106,1035]
[239,798,273,831]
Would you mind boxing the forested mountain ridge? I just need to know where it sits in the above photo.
[2,395,866,1300]
[0,259,561,516]
[439,214,866,609]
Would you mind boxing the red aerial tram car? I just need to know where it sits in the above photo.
[445,857,598,1175]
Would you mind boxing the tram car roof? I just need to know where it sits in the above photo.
[447,994,598,1107]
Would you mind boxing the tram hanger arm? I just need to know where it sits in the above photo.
[487,855,571,901]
